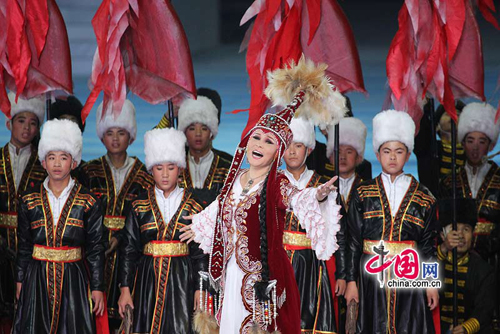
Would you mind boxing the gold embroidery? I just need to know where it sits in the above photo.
[444,292,464,300]
[67,218,84,228]
[444,278,465,287]
[363,240,416,255]
[481,200,500,211]
[0,212,17,228]
[103,216,125,230]
[474,221,495,235]
[363,210,383,219]
[140,222,157,232]
[32,245,82,262]
[283,231,311,248]
[143,241,189,257]
[405,215,425,228]
[30,219,45,229]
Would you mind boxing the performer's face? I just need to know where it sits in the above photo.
[151,163,180,193]
[247,129,279,168]
[331,145,362,177]
[185,123,212,153]
[441,223,473,256]
[376,141,410,176]
[102,127,131,154]
[42,151,76,181]
[284,142,311,171]
[7,111,39,148]
[463,132,492,166]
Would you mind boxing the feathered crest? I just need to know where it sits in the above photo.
[264,55,347,127]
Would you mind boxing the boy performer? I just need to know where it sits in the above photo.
[176,96,231,193]
[326,117,367,211]
[13,119,105,334]
[440,102,500,328]
[79,100,153,325]
[345,110,439,333]
[282,117,343,333]
[118,128,208,334]
[0,93,46,332]
[438,198,496,334]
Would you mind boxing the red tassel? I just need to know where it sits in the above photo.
[95,293,110,334]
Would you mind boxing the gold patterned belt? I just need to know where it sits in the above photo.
[474,221,495,235]
[283,231,312,250]
[0,212,17,229]
[363,240,416,256]
[32,245,82,262]
[104,215,126,231]
[143,241,189,257]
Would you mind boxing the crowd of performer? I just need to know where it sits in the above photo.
[0,84,499,334]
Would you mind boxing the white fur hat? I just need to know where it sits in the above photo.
[372,110,415,152]
[38,119,83,165]
[458,102,500,149]
[326,117,367,159]
[177,96,219,138]
[8,92,45,124]
[144,128,187,170]
[96,99,137,142]
[289,117,316,150]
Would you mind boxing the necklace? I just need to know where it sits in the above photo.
[242,170,269,195]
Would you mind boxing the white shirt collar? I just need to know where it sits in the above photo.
[188,150,214,165]
[43,177,75,199]
[154,185,185,222]
[380,172,412,217]
[154,185,183,201]
[105,154,135,171]
[464,161,491,198]
[188,150,215,188]
[284,167,314,190]
[8,142,31,156]
[339,173,356,202]
[381,171,408,185]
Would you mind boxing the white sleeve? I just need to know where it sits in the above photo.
[191,198,218,254]
[290,188,342,260]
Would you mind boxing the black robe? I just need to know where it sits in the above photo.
[347,175,438,334]
[79,156,153,319]
[414,109,465,197]
[179,150,231,195]
[284,172,339,333]
[440,162,500,324]
[438,248,496,333]
[439,162,500,264]
[0,143,46,319]
[119,187,208,334]
[13,180,105,334]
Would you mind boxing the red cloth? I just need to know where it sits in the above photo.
[82,0,196,123]
[95,294,110,334]
[238,0,365,138]
[1,0,72,118]
[432,304,441,334]
[325,256,339,330]
[387,0,487,128]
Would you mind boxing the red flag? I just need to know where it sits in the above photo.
[1,0,72,118]
[387,0,486,127]
[82,0,196,123]
[238,0,365,138]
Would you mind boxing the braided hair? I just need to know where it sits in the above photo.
[254,174,271,300]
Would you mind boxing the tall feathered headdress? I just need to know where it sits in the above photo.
[237,0,365,138]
